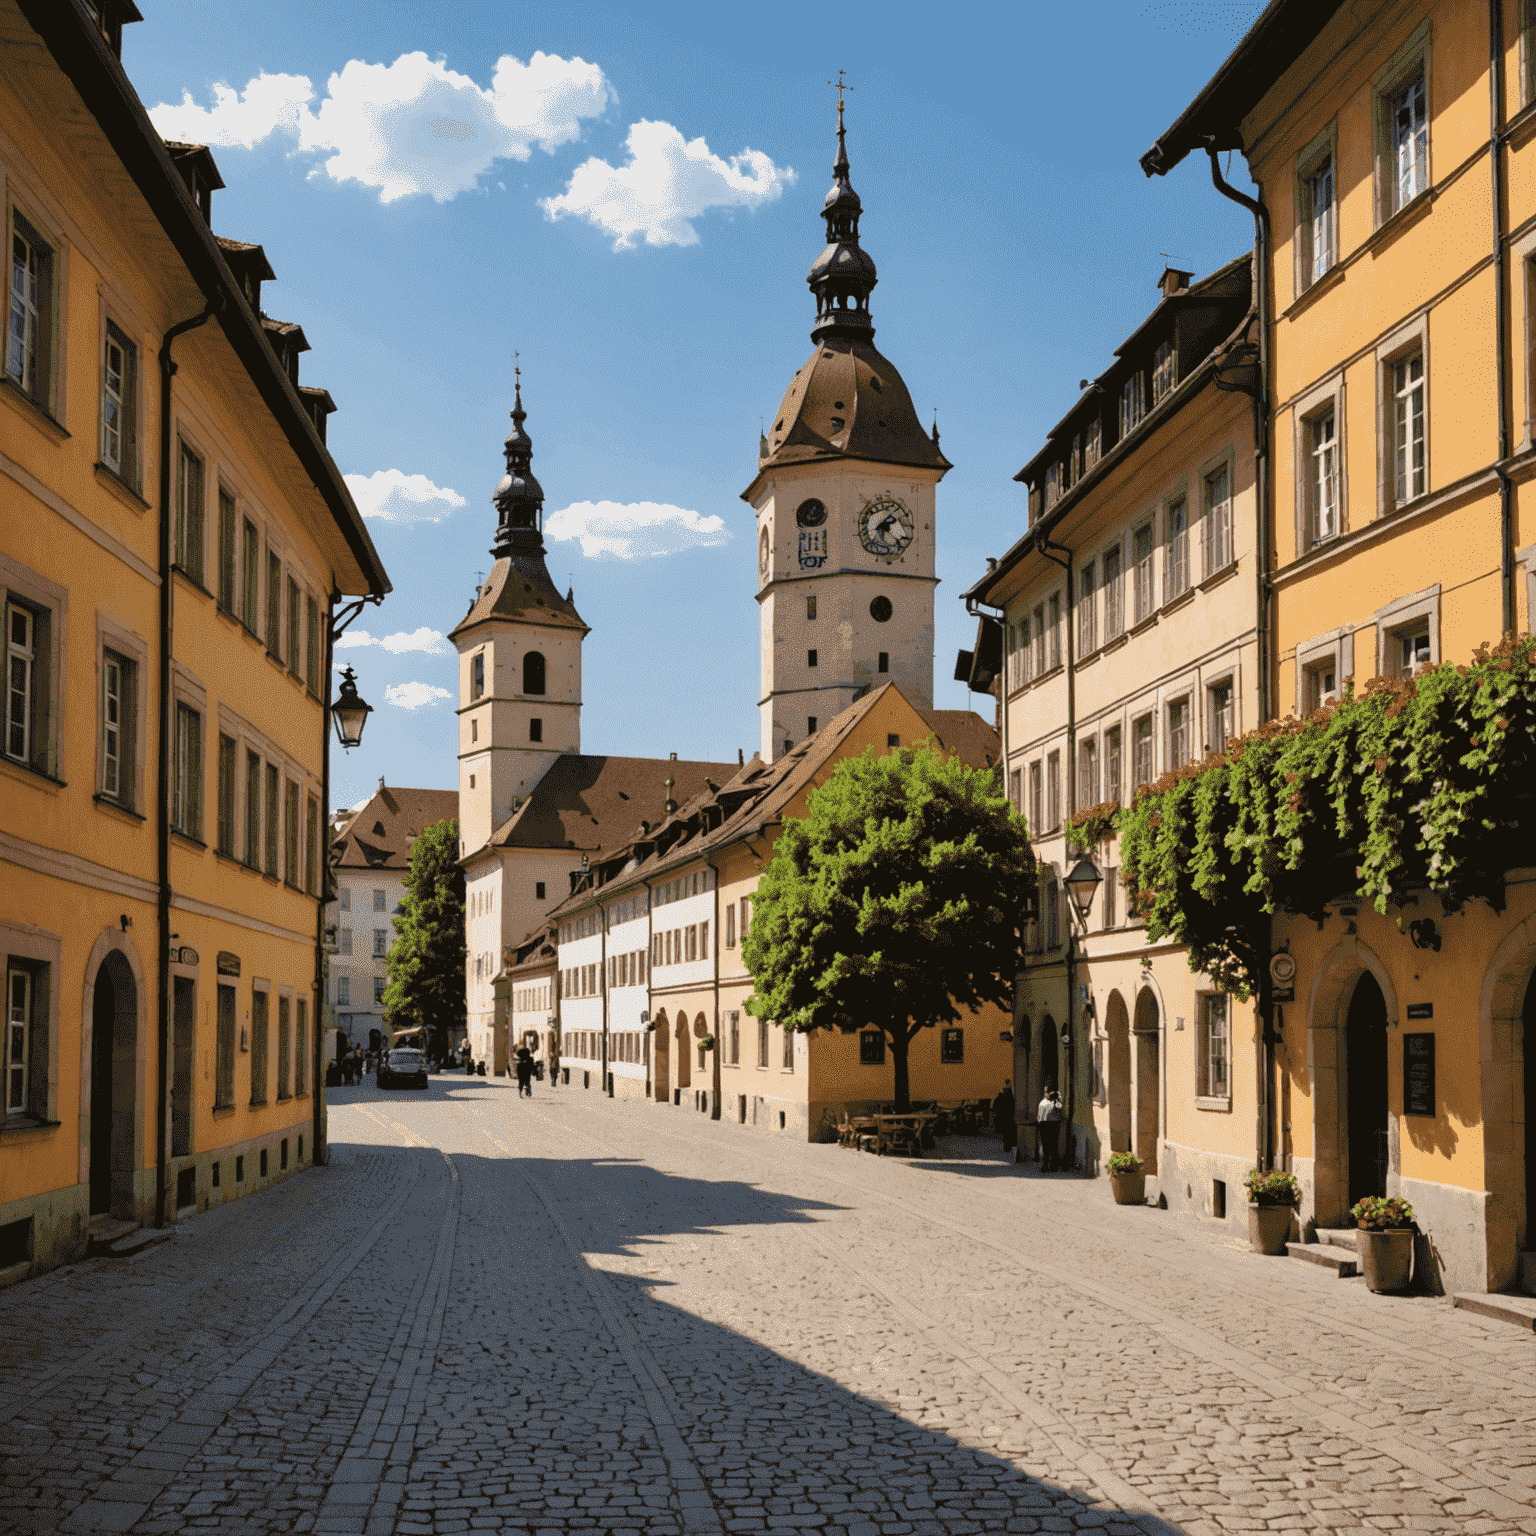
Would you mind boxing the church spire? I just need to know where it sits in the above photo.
[491,365,548,563]
[808,73,877,343]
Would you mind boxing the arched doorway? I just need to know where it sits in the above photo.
[1105,991,1131,1153]
[1040,1014,1059,1101]
[653,1010,670,1101]
[89,952,138,1218]
[1522,972,1536,1254]
[674,1013,691,1089]
[1133,987,1160,1173]
[1345,972,1389,1206]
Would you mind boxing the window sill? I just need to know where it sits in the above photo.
[1367,184,1434,255]
[94,793,145,824]
[1100,633,1128,656]
[93,462,150,511]
[1194,1094,1232,1113]
[0,755,65,792]
[1128,612,1159,638]
[0,1114,61,1138]
[212,1104,235,1119]
[1161,588,1195,617]
[172,567,216,603]
[1199,561,1240,593]
[250,1098,268,1108]
[1284,259,1346,320]
[0,376,69,439]
[170,828,207,852]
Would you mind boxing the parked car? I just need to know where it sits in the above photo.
[378,1045,429,1091]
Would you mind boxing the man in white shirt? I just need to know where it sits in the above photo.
[1036,1086,1062,1171]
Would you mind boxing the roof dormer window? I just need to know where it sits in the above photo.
[1151,339,1175,404]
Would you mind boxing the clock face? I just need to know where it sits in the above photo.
[758,525,771,578]
[858,495,914,558]
[796,498,827,528]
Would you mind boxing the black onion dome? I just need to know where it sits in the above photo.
[807,94,877,343]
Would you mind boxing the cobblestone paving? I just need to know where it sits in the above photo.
[2,1078,1533,1536]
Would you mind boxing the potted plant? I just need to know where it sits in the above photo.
[1106,1150,1145,1205]
[699,1035,715,1051]
[1243,1169,1299,1255]
[1350,1195,1416,1292]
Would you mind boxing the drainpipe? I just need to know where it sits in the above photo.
[601,888,612,1097]
[1205,145,1280,1172]
[707,854,722,1120]
[154,296,221,1231]
[642,876,654,1099]
[1492,0,1516,633]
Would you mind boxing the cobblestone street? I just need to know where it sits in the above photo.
[3,1076,1534,1536]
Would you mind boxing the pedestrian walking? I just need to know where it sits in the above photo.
[1037,1084,1063,1171]
[993,1080,1016,1154]
[515,1045,534,1098]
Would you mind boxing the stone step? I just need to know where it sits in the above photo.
[1316,1226,1359,1251]
[86,1214,137,1244]
[1285,1241,1358,1278]
[1453,1291,1536,1331]
[86,1219,172,1259]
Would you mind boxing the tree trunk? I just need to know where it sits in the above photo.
[890,1027,913,1112]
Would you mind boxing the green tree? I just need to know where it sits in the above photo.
[743,744,1035,1111]
[382,818,466,1060]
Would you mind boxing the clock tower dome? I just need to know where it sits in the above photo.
[742,89,950,762]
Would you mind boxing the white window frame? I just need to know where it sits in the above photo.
[1046,749,1061,831]
[2,921,60,1126]
[1294,625,1355,717]
[1374,314,1429,515]
[1101,541,1124,641]
[1164,489,1189,601]
[1166,696,1191,772]
[1077,558,1096,656]
[1293,371,1346,552]
[1131,517,1156,624]
[1377,42,1430,224]
[1078,734,1099,810]
[1132,712,1155,791]
[1375,584,1440,678]
[100,319,139,485]
[6,205,59,412]
[96,614,146,813]
[1047,592,1061,671]
[1294,122,1338,296]
[0,553,67,781]
[1119,372,1145,438]
[1205,676,1236,755]
[1197,992,1232,1108]
[1151,340,1175,404]
[1104,724,1122,806]
[1200,452,1235,578]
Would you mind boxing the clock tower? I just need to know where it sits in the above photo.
[742,90,950,762]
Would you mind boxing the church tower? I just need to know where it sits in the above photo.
[450,378,588,854]
[742,89,950,762]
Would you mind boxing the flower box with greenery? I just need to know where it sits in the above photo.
[1350,1195,1416,1292]
[1244,1169,1300,1254]
[1066,800,1120,856]
[1117,635,1536,1002]
[1106,1150,1145,1205]
[698,1035,715,1051]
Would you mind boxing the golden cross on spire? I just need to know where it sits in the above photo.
[513,350,520,386]
[828,70,853,108]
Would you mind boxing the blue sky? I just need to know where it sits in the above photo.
[126,0,1263,811]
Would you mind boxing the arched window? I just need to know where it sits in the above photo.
[523,650,546,695]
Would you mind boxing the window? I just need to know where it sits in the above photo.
[782,1025,794,1070]
[1077,559,1096,655]
[306,795,319,895]
[172,703,202,838]
[807,648,818,668]
[1133,714,1154,790]
[1045,875,1060,949]
[1102,545,1124,641]
[1028,761,1043,835]
[1165,496,1189,599]
[472,653,485,699]
[940,1028,964,1064]
[266,550,282,659]
[523,651,546,695]
[1306,408,1339,544]
[373,977,385,1005]
[860,1030,885,1065]
[758,1017,770,1068]
[6,213,53,406]
[216,734,236,854]
[339,928,352,956]
[1006,620,1024,692]
[529,718,543,743]
[1105,725,1122,805]
[101,650,135,805]
[1167,698,1190,771]
[806,595,817,620]
[535,881,545,900]
[244,750,261,866]
[1008,767,1022,815]
[1386,68,1427,218]
[5,965,31,1115]
[1044,461,1062,509]
[1046,751,1061,831]
[1103,865,1118,929]
[1198,993,1231,1101]
[1305,659,1337,713]
[250,991,268,1104]
[1207,681,1234,754]
[1151,340,1175,404]
[373,888,386,913]
[336,974,350,1006]
[1078,736,1099,809]
[1047,593,1061,671]
[305,597,319,695]
[339,887,351,912]
[102,323,138,481]
[264,764,279,875]
[295,1000,307,1095]
[1391,621,1431,676]
[1119,372,1145,438]
[877,651,888,673]
[1202,462,1233,575]
[215,985,235,1109]
[176,443,205,583]
[1301,152,1335,287]
[215,491,236,612]
[277,996,291,1100]
[807,716,817,734]
[288,578,301,675]
[1392,352,1426,505]
[241,519,260,630]
[373,928,387,958]
[726,902,737,948]
[1085,417,1101,469]
[729,1011,740,1065]
[1025,604,1042,677]
[1132,521,1155,624]
[740,896,752,936]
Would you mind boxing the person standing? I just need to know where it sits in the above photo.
[515,1044,534,1098]
[993,1081,1017,1155]
[1037,1084,1062,1171]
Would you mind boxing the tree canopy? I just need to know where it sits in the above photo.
[382,818,466,1057]
[743,743,1035,1109]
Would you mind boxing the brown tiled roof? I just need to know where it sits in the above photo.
[917,708,1000,770]
[333,783,458,870]
[485,753,736,856]
[449,555,586,643]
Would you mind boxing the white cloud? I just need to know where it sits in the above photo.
[336,627,450,655]
[345,469,466,525]
[384,681,452,710]
[541,119,794,249]
[149,50,610,204]
[545,500,731,560]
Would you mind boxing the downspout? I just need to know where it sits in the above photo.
[1205,144,1279,1172]
[1492,0,1516,633]
[601,889,612,1097]
[154,296,220,1231]
[642,876,654,1099]
[708,854,722,1120]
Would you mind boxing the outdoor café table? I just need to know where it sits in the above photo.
[873,1112,933,1157]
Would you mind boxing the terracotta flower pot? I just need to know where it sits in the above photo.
[1248,1202,1293,1255]
[1356,1228,1414,1293]
[1109,1169,1145,1205]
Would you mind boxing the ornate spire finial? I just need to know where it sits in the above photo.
[491,363,544,559]
[808,74,876,343]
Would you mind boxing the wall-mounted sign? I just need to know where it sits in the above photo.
[216,950,241,976]
[1269,952,1297,987]
[1404,1031,1435,1116]
[176,946,200,966]
[1406,1002,1433,1020]
[1272,986,1294,1004]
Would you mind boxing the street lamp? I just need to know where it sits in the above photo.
[1064,855,1103,920]
[331,665,373,751]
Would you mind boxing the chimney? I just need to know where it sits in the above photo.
[738,748,744,765]
[1159,265,1193,299]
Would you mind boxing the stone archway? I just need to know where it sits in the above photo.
[1104,991,1131,1154]
[1040,1014,1059,1102]
[653,1010,670,1102]
[1480,917,1536,1290]
[1305,938,1399,1230]
[86,948,140,1220]
[674,1013,691,1090]
[1133,986,1161,1173]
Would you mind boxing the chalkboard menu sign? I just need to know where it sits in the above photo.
[1404,1032,1435,1117]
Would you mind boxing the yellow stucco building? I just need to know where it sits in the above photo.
[0,1,388,1282]
[1140,0,1536,1294]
